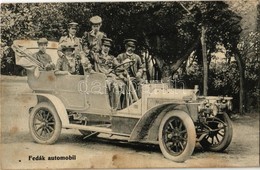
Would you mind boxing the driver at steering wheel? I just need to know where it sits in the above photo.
[117,39,144,97]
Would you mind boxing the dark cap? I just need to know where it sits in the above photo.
[37,38,48,44]
[90,16,102,24]
[61,42,77,50]
[68,22,78,29]
[102,38,113,47]
[124,39,137,47]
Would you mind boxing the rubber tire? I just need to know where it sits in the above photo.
[29,102,62,144]
[159,111,196,162]
[200,112,233,152]
[79,130,99,137]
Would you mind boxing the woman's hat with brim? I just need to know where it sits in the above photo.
[90,16,102,24]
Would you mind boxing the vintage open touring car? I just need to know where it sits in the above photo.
[12,40,233,162]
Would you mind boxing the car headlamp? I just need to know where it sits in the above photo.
[198,99,218,116]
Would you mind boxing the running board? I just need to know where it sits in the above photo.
[64,124,130,137]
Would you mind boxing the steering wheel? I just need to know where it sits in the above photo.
[110,59,135,74]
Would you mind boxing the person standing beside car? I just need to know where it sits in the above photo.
[33,38,55,71]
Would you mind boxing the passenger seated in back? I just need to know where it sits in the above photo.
[79,42,96,74]
[56,42,84,75]
[33,38,55,71]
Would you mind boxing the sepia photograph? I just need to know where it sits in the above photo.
[1,0,259,169]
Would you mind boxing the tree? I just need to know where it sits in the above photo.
[1,3,65,45]
[1,2,241,69]
[236,32,259,113]
[171,1,242,97]
[226,0,259,114]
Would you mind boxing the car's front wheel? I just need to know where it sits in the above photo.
[29,102,61,144]
[199,112,233,151]
[159,111,196,162]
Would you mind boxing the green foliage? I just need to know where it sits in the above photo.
[209,62,240,96]
[238,32,260,104]
[1,3,65,45]
[1,2,242,62]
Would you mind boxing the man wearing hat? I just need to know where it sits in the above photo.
[117,39,144,80]
[56,42,84,75]
[33,38,55,71]
[117,39,144,98]
[93,38,126,109]
[57,22,82,58]
[82,16,106,53]
[93,38,119,73]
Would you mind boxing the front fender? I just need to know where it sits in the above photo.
[34,93,70,127]
[129,103,181,143]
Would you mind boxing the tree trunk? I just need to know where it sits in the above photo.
[201,26,208,96]
[170,36,200,74]
[234,51,245,115]
[156,35,161,51]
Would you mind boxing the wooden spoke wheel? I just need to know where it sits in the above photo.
[29,102,61,144]
[200,112,233,152]
[159,111,196,162]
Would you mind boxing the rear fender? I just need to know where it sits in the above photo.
[129,103,190,143]
[35,93,69,127]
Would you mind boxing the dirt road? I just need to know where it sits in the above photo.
[1,76,259,169]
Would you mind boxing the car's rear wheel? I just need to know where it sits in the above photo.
[159,111,196,162]
[200,112,233,151]
[29,102,61,144]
